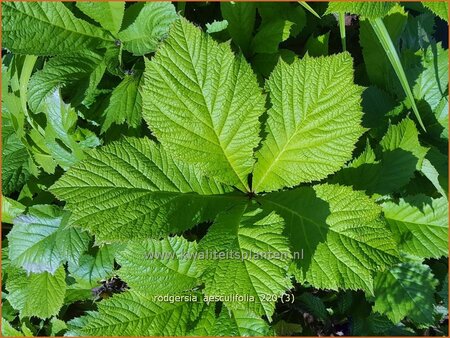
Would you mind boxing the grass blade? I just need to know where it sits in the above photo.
[369,17,426,131]
[338,12,346,51]
[298,2,321,19]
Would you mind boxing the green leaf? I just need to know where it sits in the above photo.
[1,196,26,224]
[272,320,302,336]
[117,2,178,56]
[380,117,428,169]
[252,53,364,193]
[325,2,397,19]
[206,20,229,34]
[257,3,306,37]
[2,2,114,55]
[28,51,106,113]
[220,2,256,55]
[101,71,143,132]
[413,43,448,113]
[333,118,428,195]
[68,245,116,287]
[438,274,448,308]
[197,205,292,319]
[260,184,398,293]
[421,147,448,197]
[382,195,448,259]
[6,266,66,319]
[117,236,200,295]
[76,2,125,34]
[1,318,24,337]
[304,32,330,57]
[67,291,202,336]
[2,111,30,195]
[50,137,238,242]
[41,89,101,170]
[142,18,266,191]
[423,2,448,22]
[250,20,294,54]
[189,305,271,336]
[7,205,65,274]
[373,261,438,325]
[7,205,89,274]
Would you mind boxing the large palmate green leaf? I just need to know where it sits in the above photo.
[117,2,178,55]
[76,2,125,34]
[117,236,200,295]
[373,262,438,325]
[7,205,90,274]
[2,2,114,55]
[197,206,292,319]
[6,266,67,319]
[382,195,448,259]
[260,184,398,293]
[325,2,397,19]
[253,53,364,192]
[28,51,106,113]
[50,137,239,242]
[101,71,143,132]
[67,291,202,336]
[142,18,266,191]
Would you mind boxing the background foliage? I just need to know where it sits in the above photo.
[1,1,448,336]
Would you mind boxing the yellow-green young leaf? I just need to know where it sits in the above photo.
[260,184,398,293]
[423,2,448,22]
[373,262,438,325]
[197,206,292,319]
[2,2,114,55]
[142,18,266,192]
[101,71,143,133]
[50,137,238,242]
[116,236,201,295]
[325,2,397,19]
[6,266,66,319]
[117,2,178,55]
[382,195,448,259]
[66,291,202,336]
[76,2,125,34]
[253,53,364,193]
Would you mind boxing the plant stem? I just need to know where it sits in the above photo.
[298,2,321,19]
[338,12,347,51]
[369,17,426,131]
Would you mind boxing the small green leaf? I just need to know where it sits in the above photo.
[423,2,448,22]
[6,266,66,319]
[76,2,125,35]
[325,2,397,19]
[1,196,26,224]
[101,71,143,132]
[373,261,438,325]
[221,2,256,55]
[251,20,294,54]
[117,2,178,55]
